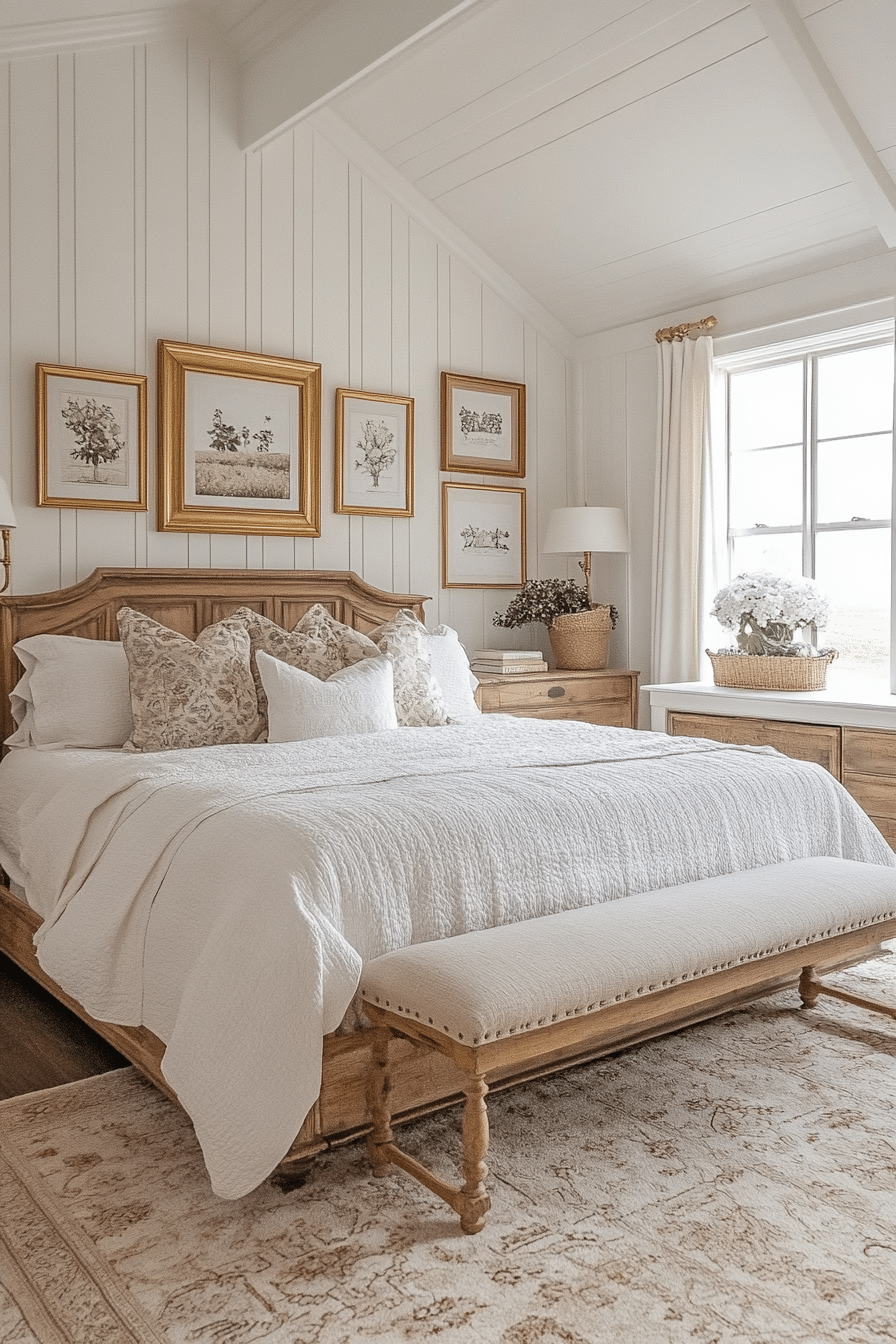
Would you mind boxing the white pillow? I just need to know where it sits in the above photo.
[6,635,133,750]
[257,651,398,743]
[425,625,481,721]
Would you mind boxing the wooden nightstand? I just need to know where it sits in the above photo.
[474,668,639,729]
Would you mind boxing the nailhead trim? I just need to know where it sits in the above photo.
[359,910,896,1046]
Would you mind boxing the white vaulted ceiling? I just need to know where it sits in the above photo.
[5,0,895,337]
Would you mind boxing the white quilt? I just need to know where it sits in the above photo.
[14,717,895,1197]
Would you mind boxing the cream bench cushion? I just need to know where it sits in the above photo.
[360,857,896,1048]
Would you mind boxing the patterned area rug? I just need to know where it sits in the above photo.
[1,952,895,1344]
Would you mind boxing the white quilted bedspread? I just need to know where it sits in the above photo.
[17,717,895,1197]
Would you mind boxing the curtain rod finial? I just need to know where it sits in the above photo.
[655,314,717,343]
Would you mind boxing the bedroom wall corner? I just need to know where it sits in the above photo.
[579,249,896,724]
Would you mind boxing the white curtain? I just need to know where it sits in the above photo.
[651,334,716,684]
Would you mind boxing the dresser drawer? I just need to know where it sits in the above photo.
[842,728,896,778]
[667,712,841,775]
[840,774,896,821]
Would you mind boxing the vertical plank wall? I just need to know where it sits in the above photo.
[0,34,575,653]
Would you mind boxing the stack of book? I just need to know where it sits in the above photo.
[470,648,548,675]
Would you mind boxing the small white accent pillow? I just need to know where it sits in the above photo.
[257,651,398,743]
[6,635,133,750]
[425,625,481,721]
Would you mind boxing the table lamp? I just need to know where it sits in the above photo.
[542,506,630,604]
[0,477,17,594]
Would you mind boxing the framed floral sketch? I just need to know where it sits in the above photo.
[334,388,414,517]
[37,363,147,510]
[442,482,526,589]
[440,372,525,477]
[157,340,321,536]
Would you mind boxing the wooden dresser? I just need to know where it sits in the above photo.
[475,668,639,729]
[646,682,896,848]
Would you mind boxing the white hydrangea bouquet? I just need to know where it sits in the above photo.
[710,570,833,659]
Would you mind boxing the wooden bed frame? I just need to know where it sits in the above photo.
[0,567,884,1175]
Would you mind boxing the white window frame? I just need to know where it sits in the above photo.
[712,307,896,689]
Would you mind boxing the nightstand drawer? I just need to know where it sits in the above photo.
[481,674,632,713]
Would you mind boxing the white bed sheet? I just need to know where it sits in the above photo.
[3,719,893,1199]
[0,747,123,914]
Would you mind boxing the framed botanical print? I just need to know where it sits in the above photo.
[442,482,526,588]
[334,388,414,516]
[440,371,525,477]
[37,363,147,510]
[157,340,321,536]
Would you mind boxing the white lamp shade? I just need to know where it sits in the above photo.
[0,478,16,529]
[543,506,629,555]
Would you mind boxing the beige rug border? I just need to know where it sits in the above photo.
[0,1074,169,1344]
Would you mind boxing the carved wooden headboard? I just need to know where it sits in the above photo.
[0,568,429,745]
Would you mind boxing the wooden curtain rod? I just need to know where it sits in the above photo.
[655,315,717,343]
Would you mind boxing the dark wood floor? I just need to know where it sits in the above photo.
[0,952,128,1100]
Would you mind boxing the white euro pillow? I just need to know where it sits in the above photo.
[425,625,481,721]
[256,650,398,743]
[7,635,133,750]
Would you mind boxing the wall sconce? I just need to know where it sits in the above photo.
[0,477,17,594]
[542,505,630,604]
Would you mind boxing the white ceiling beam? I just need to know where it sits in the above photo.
[750,0,896,248]
[240,0,487,151]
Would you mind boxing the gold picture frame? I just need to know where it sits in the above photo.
[440,371,526,477]
[442,481,526,589]
[157,340,321,536]
[37,363,147,510]
[334,388,414,517]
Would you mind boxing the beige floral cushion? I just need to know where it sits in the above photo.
[231,605,380,724]
[291,603,381,673]
[117,607,262,752]
[368,609,448,727]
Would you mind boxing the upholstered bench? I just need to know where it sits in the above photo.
[360,857,896,1233]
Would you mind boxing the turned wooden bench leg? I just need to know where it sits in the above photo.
[366,1025,395,1178]
[458,1070,491,1234]
[799,964,821,1008]
[800,962,896,1021]
[365,1027,492,1233]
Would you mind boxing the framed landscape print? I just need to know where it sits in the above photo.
[440,371,525,477]
[37,363,147,510]
[442,482,526,588]
[334,388,414,517]
[157,340,321,536]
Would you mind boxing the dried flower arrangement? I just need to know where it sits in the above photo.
[494,578,618,630]
[710,570,832,657]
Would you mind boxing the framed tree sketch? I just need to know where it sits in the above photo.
[440,371,525,477]
[157,340,321,536]
[442,482,526,588]
[37,363,147,509]
[334,388,414,517]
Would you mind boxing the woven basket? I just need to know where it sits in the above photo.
[707,650,837,691]
[549,606,612,670]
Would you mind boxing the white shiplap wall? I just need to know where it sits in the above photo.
[0,32,576,653]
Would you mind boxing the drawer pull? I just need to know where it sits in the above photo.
[547,686,566,699]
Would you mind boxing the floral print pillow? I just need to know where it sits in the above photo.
[368,609,448,728]
[117,607,262,752]
[230,605,379,724]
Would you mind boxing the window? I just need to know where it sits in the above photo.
[717,325,895,679]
